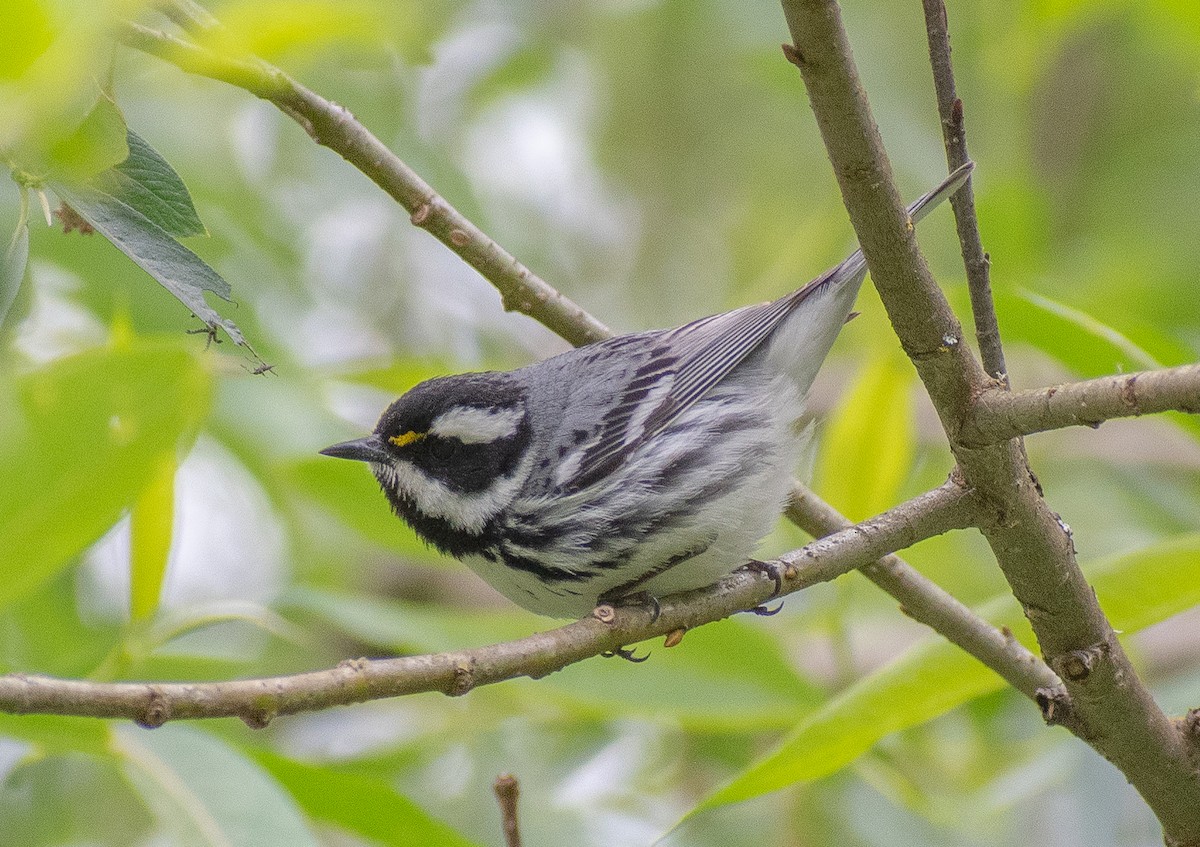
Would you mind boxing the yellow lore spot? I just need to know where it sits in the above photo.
[389,430,424,448]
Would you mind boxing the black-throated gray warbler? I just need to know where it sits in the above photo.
[322,163,972,618]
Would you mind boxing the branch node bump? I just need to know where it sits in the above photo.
[449,228,470,247]
[592,604,617,625]
[1052,642,1109,683]
[781,43,804,67]
[136,689,171,729]
[410,202,432,226]
[450,659,476,696]
[241,700,277,729]
[1036,685,1072,726]
[664,628,687,648]
[1121,374,1142,415]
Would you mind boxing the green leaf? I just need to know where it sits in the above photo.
[0,0,54,81]
[199,1,402,61]
[92,130,207,238]
[0,714,111,757]
[815,354,916,521]
[50,181,246,346]
[0,341,211,611]
[692,532,1200,813]
[115,724,320,847]
[1,210,29,326]
[46,93,129,183]
[129,452,176,621]
[992,287,1165,377]
[282,456,441,560]
[250,749,483,847]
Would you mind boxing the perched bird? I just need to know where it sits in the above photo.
[322,164,972,618]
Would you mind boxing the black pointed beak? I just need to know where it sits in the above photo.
[319,434,391,464]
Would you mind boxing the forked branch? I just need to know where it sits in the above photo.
[779,0,1200,840]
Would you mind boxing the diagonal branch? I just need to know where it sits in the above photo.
[778,0,1200,840]
[961,364,1200,445]
[786,483,1064,705]
[117,21,612,348]
[0,482,972,724]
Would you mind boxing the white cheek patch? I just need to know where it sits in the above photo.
[429,405,524,444]
[375,452,533,534]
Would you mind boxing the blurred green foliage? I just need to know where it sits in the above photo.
[1,0,1198,845]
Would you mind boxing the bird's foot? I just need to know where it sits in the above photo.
[739,559,790,616]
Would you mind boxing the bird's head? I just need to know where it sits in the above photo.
[320,372,531,554]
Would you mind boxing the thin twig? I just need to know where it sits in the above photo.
[0,482,972,723]
[493,774,522,847]
[921,0,1007,382]
[779,1,1200,840]
[960,363,1200,445]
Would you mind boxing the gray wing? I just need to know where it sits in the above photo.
[565,161,974,491]
[564,262,850,491]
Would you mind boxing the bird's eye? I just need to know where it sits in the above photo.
[429,438,460,461]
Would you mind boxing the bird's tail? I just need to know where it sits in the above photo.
[816,159,974,295]
[767,161,975,393]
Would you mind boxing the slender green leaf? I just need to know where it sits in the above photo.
[50,181,246,346]
[693,532,1200,813]
[92,130,207,238]
[129,452,176,621]
[251,749,483,847]
[993,287,1166,377]
[115,724,320,847]
[815,354,916,522]
[0,341,211,610]
[1,209,29,326]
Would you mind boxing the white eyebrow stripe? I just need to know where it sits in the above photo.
[429,405,524,444]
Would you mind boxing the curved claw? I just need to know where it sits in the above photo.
[739,559,785,598]
[597,591,662,624]
[751,601,785,617]
[601,646,651,663]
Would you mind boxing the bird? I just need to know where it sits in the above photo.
[321,163,973,619]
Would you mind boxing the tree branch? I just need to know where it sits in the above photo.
[112,10,1200,837]
[961,364,1200,445]
[921,0,1007,382]
[112,11,1018,703]
[117,21,612,348]
[786,483,1065,705]
[0,482,972,723]
[779,0,1200,841]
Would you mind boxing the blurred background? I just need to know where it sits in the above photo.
[1,0,1199,845]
